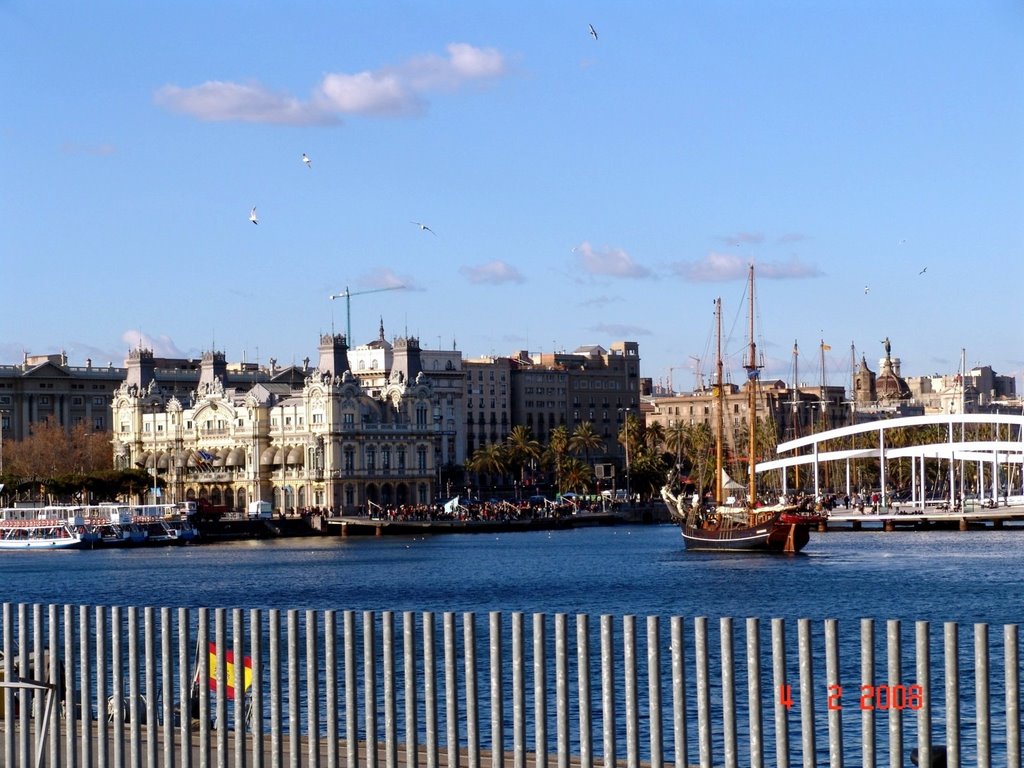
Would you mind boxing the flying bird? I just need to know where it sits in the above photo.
[249,207,259,225]
[412,221,436,235]
[589,23,598,40]
[302,153,311,168]
[919,267,927,275]
[864,285,869,294]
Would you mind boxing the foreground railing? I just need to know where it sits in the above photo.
[1,602,1020,767]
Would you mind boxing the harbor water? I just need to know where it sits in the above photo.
[1,524,1021,765]
[0,524,1019,624]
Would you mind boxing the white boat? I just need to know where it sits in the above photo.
[0,506,88,550]
[130,504,199,545]
[83,504,138,547]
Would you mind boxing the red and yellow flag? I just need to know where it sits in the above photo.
[207,642,253,700]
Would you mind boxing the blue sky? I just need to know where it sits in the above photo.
[2,2,1022,393]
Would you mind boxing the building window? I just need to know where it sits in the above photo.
[366,447,376,470]
[93,416,105,430]
[313,413,323,424]
[72,396,84,406]
[382,448,391,470]
[344,447,355,471]
[398,448,406,470]
[417,447,427,471]
[344,413,354,426]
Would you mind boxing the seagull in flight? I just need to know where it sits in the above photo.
[589,23,598,40]
[919,266,927,275]
[864,285,869,294]
[302,153,311,169]
[249,206,259,225]
[412,221,437,235]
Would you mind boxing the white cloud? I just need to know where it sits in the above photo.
[573,242,651,279]
[589,322,652,337]
[405,43,507,90]
[121,330,187,359]
[357,268,416,291]
[155,81,337,125]
[670,252,822,282]
[157,43,507,125]
[316,72,421,117]
[460,260,525,285]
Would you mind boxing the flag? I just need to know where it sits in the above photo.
[207,642,253,700]
[821,342,832,351]
[197,450,216,462]
[443,496,460,514]
[746,369,760,380]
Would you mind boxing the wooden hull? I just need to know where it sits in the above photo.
[679,505,818,553]
[681,518,811,553]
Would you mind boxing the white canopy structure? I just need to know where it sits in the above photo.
[757,413,1024,507]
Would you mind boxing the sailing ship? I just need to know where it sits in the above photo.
[661,265,824,552]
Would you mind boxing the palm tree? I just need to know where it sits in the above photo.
[569,421,604,466]
[465,443,507,497]
[644,421,666,453]
[665,422,688,468]
[547,426,570,494]
[505,426,542,492]
[560,457,594,494]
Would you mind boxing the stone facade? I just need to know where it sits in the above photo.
[110,336,441,514]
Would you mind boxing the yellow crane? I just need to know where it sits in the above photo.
[329,285,407,344]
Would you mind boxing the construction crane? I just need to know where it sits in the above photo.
[329,285,407,345]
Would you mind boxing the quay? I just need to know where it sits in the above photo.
[326,505,667,536]
[820,502,1024,532]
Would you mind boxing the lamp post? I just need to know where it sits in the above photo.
[618,407,634,504]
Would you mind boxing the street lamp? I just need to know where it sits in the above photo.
[618,407,634,503]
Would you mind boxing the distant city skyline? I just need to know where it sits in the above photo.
[3,3,1021,388]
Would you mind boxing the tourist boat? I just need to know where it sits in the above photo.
[661,265,824,553]
[82,504,135,547]
[0,505,88,550]
[129,504,199,545]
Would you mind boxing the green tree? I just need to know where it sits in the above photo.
[569,421,604,465]
[560,457,594,494]
[546,426,570,494]
[465,443,508,497]
[505,426,542,489]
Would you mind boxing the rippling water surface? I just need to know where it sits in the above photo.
[0,524,1020,623]
[2,524,1020,765]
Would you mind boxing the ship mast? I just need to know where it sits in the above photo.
[714,297,724,506]
[743,264,761,506]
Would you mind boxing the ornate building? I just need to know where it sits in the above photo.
[110,334,442,514]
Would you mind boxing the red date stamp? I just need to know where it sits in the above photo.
[778,683,924,711]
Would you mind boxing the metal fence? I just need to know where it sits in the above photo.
[1,601,1020,767]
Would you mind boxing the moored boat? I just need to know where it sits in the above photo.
[0,506,88,550]
[83,503,135,547]
[661,265,824,553]
[129,504,199,545]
